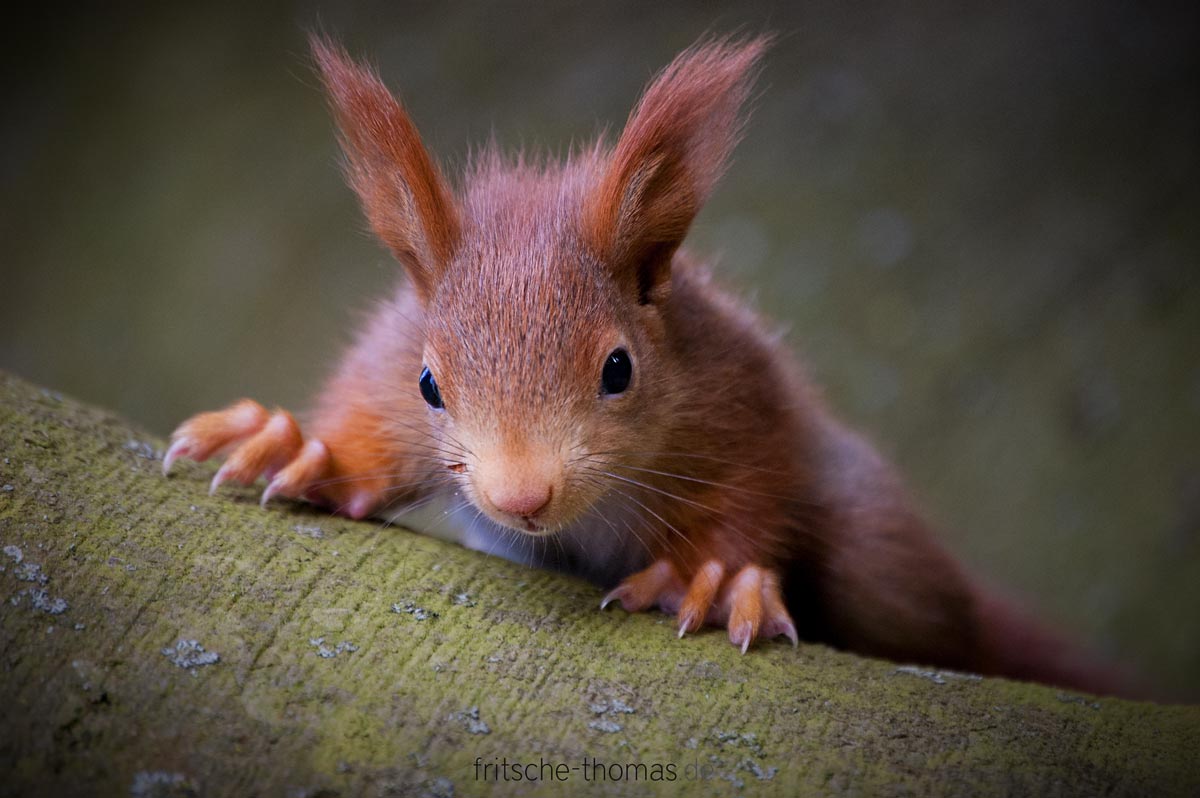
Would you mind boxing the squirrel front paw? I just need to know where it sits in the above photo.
[601,559,798,653]
[163,399,373,519]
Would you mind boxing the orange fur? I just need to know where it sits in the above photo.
[165,35,1132,694]
[584,37,768,304]
[311,36,461,301]
[678,560,724,635]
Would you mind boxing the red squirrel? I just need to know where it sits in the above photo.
[164,34,1124,694]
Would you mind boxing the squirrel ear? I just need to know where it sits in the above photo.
[584,36,769,304]
[311,35,461,302]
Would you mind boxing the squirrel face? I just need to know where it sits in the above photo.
[310,34,766,534]
[418,184,674,533]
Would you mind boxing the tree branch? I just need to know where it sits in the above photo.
[0,371,1195,796]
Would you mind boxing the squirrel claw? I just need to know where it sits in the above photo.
[724,565,798,651]
[756,568,798,646]
[604,560,796,652]
[260,439,330,509]
[762,613,799,646]
[677,609,702,638]
[599,587,624,611]
[729,622,755,655]
[601,560,683,614]
[260,477,282,508]
[163,401,387,520]
[209,463,232,495]
[162,437,191,475]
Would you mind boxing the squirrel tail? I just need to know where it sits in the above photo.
[973,591,1139,699]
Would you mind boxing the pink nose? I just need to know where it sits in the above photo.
[486,484,552,519]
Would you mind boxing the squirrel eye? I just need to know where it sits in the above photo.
[600,348,633,395]
[419,366,444,410]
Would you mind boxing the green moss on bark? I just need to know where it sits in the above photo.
[0,371,1196,796]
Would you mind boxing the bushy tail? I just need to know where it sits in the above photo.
[974,592,1136,698]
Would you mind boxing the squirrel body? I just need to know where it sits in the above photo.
[165,35,1123,694]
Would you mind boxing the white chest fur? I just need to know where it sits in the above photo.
[387,489,651,587]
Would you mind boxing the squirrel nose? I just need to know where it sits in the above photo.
[486,483,552,519]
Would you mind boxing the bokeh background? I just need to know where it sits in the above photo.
[2,1,1197,698]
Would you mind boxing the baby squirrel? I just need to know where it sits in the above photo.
[165,34,1124,694]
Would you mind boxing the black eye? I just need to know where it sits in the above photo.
[600,348,633,395]
[419,366,443,409]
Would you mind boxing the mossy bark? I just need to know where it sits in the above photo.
[0,371,1196,797]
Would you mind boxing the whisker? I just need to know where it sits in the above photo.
[582,449,787,476]
[579,466,725,518]
[426,497,474,539]
[574,453,824,511]
[585,491,654,561]
[378,474,456,497]
[576,475,677,560]
[600,461,799,503]
[377,428,470,462]
[599,483,699,557]
[382,414,474,460]
[388,491,451,519]
[306,460,444,490]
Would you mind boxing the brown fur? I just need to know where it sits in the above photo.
[312,37,461,301]
[168,34,1130,695]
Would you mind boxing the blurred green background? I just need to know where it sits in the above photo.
[2,1,1197,698]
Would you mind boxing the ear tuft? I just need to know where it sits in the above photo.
[310,35,461,301]
[584,35,771,304]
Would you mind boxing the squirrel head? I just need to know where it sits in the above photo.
[312,34,768,533]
